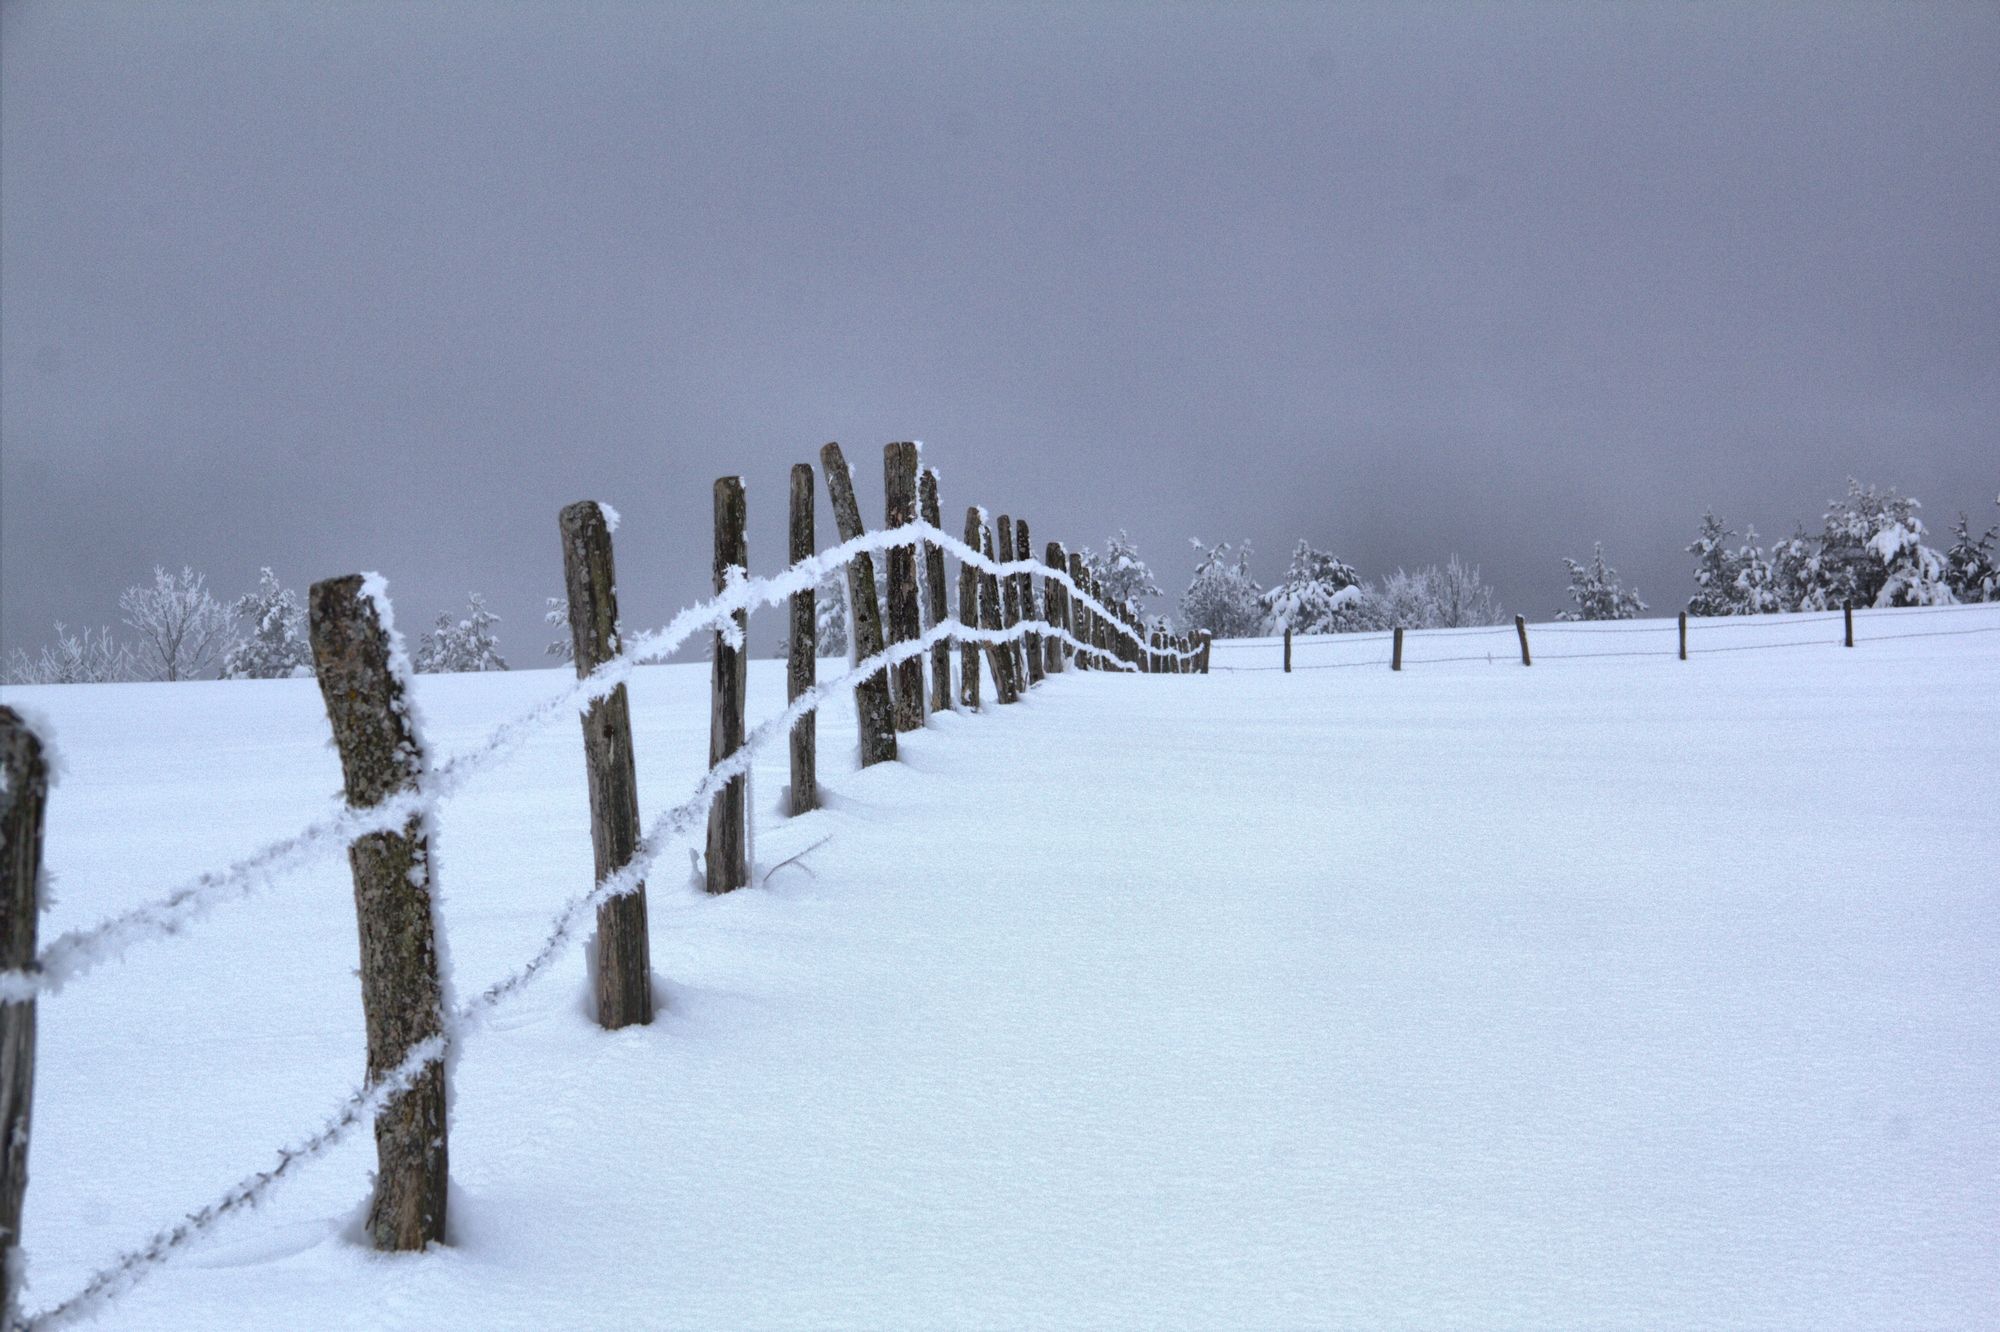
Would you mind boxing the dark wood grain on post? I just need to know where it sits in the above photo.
[920,469,953,711]
[883,443,926,731]
[820,443,897,765]
[1844,603,1854,648]
[1044,541,1067,674]
[1283,625,1292,673]
[1678,611,1688,662]
[559,501,655,1028]
[1090,578,1110,664]
[1,708,48,1315]
[958,507,983,708]
[1016,518,1045,687]
[1515,614,1532,667]
[788,465,817,814]
[980,518,1021,702]
[1067,552,1091,670]
[996,514,1027,686]
[1392,625,1404,672]
[307,576,448,1251]
[708,477,750,894]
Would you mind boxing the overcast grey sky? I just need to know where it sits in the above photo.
[4,0,1996,662]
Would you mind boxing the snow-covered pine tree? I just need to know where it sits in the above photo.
[1555,543,1646,621]
[1816,479,1953,608]
[1686,512,1750,616]
[415,594,509,673]
[774,568,852,660]
[1179,538,1266,638]
[1083,531,1163,618]
[545,596,574,663]
[1943,504,1998,603]
[1766,524,1827,612]
[1261,540,1361,633]
[222,568,313,678]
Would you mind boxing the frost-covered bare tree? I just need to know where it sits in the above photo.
[3,623,137,684]
[120,566,237,681]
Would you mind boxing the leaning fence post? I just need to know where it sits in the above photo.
[820,443,897,765]
[1392,625,1404,672]
[1044,541,1068,675]
[559,502,656,1028]
[980,516,1021,702]
[1678,611,1688,662]
[1067,552,1091,670]
[958,507,983,709]
[1844,602,1854,648]
[788,465,818,814]
[1016,518,1045,687]
[920,468,953,713]
[883,443,926,732]
[996,514,1027,687]
[1515,614,1532,667]
[708,477,750,894]
[1,708,49,1321]
[307,576,449,1250]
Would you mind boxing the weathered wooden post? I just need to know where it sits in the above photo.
[996,514,1027,686]
[980,517,1021,702]
[1017,518,1045,687]
[1044,541,1068,675]
[920,468,953,712]
[1678,611,1688,662]
[1844,602,1854,648]
[820,443,897,765]
[1515,614,1532,667]
[883,443,926,732]
[308,576,449,1250]
[958,507,983,708]
[559,501,656,1028]
[1392,625,1404,672]
[1199,630,1212,674]
[1092,578,1111,663]
[1,708,49,1320]
[1283,625,1292,673]
[708,477,750,894]
[788,465,818,814]
[1068,552,1092,670]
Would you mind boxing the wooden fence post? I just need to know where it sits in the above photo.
[958,507,983,708]
[708,477,750,894]
[1283,625,1292,673]
[307,576,449,1250]
[920,468,953,712]
[558,501,655,1028]
[1844,602,1854,648]
[788,465,818,814]
[1,708,49,1320]
[1017,518,1045,687]
[820,443,897,765]
[1678,611,1688,662]
[996,514,1027,686]
[1515,614,1532,667]
[1044,541,1068,675]
[980,517,1021,703]
[883,443,926,732]
[1068,552,1091,670]
[1200,631,1212,674]
[1392,625,1404,671]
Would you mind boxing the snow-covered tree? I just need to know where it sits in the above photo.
[1943,504,1998,604]
[415,594,508,673]
[1422,555,1505,627]
[1179,538,1265,638]
[776,568,851,660]
[545,596,574,663]
[1261,540,1361,633]
[221,568,312,679]
[1815,479,1953,608]
[1556,543,1646,621]
[1687,512,1747,616]
[119,565,237,681]
[3,623,137,685]
[1765,525,1827,612]
[1082,531,1163,617]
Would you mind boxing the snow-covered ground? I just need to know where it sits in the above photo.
[4,604,1997,1329]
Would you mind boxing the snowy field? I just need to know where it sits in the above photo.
[4,604,1997,1330]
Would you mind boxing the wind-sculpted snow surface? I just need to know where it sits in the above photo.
[6,605,1991,1329]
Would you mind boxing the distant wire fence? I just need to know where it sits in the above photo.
[1228,601,2000,674]
[0,441,1207,1332]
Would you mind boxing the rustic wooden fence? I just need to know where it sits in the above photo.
[0,442,1203,1331]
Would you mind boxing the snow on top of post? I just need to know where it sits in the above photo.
[597,502,621,533]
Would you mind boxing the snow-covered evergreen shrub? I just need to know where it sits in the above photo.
[1556,544,1646,621]
[1082,531,1163,618]
[1262,541,1362,633]
[415,594,509,673]
[1943,505,1998,603]
[545,597,574,663]
[222,568,312,678]
[119,566,238,681]
[1179,539,1266,638]
[1815,479,1953,608]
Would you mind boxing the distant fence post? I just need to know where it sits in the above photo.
[708,477,750,894]
[996,514,1027,686]
[1515,614,1531,667]
[1844,602,1854,648]
[1090,578,1110,662]
[979,516,1021,702]
[1283,625,1292,673]
[883,443,926,732]
[788,465,818,814]
[558,501,656,1028]
[1,707,49,1321]
[1678,611,1688,662]
[1199,631,1212,674]
[1017,519,1045,687]
[958,508,984,708]
[1392,625,1404,671]
[820,443,898,765]
[307,576,449,1251]
[1067,552,1091,670]
[1043,541,1068,675]
[920,468,953,712]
